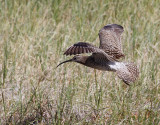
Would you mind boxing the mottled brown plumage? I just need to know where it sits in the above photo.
[57,24,139,85]
[99,24,125,59]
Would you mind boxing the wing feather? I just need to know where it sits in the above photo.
[64,42,97,55]
[99,24,125,59]
[116,62,139,85]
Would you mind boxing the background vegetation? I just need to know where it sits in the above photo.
[0,0,160,124]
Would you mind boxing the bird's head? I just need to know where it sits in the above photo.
[56,55,86,68]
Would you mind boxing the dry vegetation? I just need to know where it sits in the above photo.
[0,0,160,124]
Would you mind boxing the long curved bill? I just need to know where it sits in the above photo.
[56,59,73,68]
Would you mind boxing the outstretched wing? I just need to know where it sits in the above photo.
[64,42,117,62]
[64,42,97,56]
[99,24,125,60]
[116,62,139,85]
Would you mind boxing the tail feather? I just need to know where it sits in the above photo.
[116,62,139,85]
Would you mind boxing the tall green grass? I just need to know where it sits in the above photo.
[0,0,160,124]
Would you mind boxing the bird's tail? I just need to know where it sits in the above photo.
[116,62,139,85]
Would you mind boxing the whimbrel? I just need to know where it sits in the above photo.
[57,24,139,85]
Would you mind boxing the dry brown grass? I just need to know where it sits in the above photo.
[0,0,160,124]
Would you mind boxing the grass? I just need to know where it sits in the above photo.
[0,0,160,124]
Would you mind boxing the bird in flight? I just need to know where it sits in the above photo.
[57,24,139,85]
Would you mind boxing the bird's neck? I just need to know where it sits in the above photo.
[77,56,89,64]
